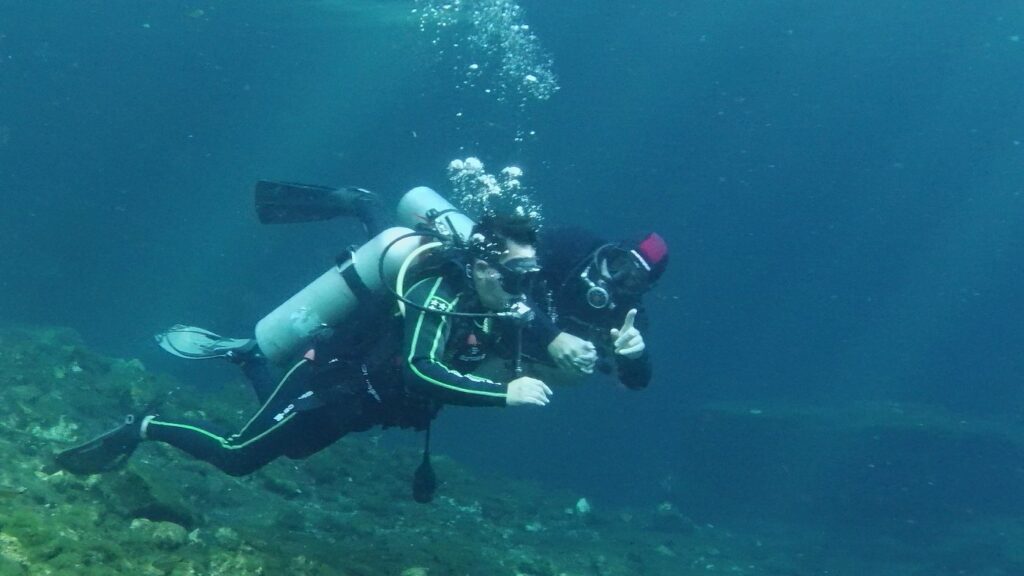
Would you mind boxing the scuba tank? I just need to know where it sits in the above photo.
[396,186,475,240]
[253,227,418,364]
[254,187,475,364]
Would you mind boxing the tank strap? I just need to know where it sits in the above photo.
[341,262,374,303]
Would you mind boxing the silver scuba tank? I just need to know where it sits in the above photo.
[254,186,476,365]
[253,226,419,364]
[396,186,475,241]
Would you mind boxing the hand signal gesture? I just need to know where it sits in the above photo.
[610,308,645,359]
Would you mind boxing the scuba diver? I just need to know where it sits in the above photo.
[532,226,669,390]
[151,186,667,390]
[54,188,556,500]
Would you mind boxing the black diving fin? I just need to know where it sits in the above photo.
[54,415,142,475]
[254,180,384,236]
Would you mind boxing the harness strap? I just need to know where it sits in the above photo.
[341,262,374,303]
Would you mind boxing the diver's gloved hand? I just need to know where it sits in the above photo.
[506,377,553,407]
[547,332,598,374]
[610,308,645,359]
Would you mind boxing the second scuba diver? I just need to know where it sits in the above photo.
[531,226,669,389]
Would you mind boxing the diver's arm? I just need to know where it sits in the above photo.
[521,288,597,372]
[615,351,651,389]
[402,277,509,407]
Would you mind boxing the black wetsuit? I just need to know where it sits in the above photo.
[145,271,556,475]
[401,274,557,406]
[144,303,427,475]
[536,226,653,390]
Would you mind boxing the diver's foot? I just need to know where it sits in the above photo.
[54,415,144,475]
[224,339,262,365]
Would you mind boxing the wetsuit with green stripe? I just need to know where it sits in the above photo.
[144,274,555,475]
[402,275,559,407]
[144,311,435,476]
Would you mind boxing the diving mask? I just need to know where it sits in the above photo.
[495,257,541,296]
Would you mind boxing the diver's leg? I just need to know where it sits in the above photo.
[237,351,276,405]
[142,356,317,475]
[142,409,307,476]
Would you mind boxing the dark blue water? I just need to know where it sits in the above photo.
[3,0,1024,561]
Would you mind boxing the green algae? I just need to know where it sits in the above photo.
[9,324,1024,574]
[0,325,768,575]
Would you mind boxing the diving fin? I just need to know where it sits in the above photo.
[155,324,256,360]
[254,180,384,236]
[55,415,141,475]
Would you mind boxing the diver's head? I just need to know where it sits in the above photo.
[469,213,541,311]
[579,232,668,310]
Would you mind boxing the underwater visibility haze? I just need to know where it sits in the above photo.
[1,0,1024,574]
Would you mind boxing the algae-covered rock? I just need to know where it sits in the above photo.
[208,546,265,576]
[0,326,772,575]
[28,414,79,442]
[212,526,241,549]
[98,470,201,528]
[152,521,189,550]
[258,470,303,498]
[0,555,27,576]
[0,532,29,569]
[130,518,189,550]
[169,560,200,576]
[649,501,695,533]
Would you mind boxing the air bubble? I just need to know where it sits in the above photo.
[415,0,559,106]
[446,157,544,223]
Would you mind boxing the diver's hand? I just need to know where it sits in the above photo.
[547,332,597,374]
[506,377,553,407]
[610,308,645,359]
